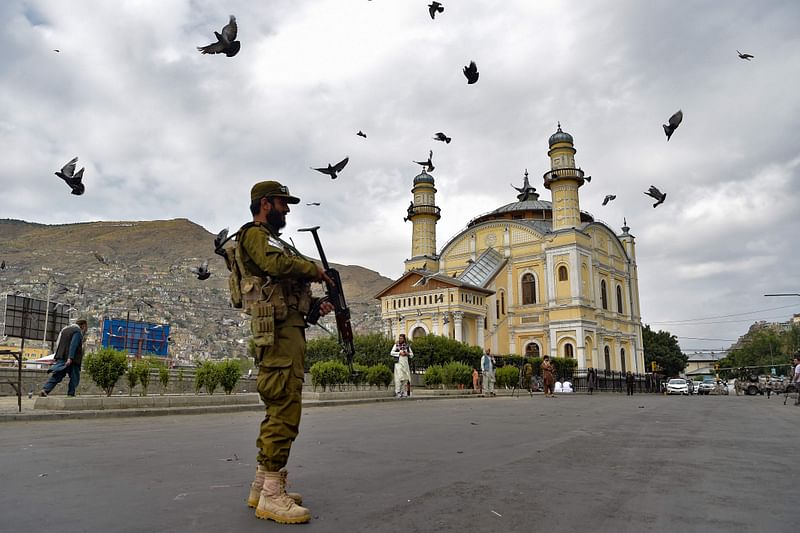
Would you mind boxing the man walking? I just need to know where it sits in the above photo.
[481,348,496,396]
[238,180,333,524]
[792,354,800,406]
[40,319,87,397]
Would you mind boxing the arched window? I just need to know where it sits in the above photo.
[525,343,540,357]
[558,265,568,281]
[412,326,426,339]
[564,343,574,358]
[522,273,536,304]
[620,348,626,372]
[496,300,500,319]
[600,280,608,310]
[499,290,506,315]
[616,285,624,314]
[604,346,611,369]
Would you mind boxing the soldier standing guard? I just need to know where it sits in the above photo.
[237,180,334,524]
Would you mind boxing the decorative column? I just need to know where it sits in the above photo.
[453,312,464,342]
[476,316,485,348]
[432,312,440,336]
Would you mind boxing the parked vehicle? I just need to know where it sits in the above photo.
[698,376,716,395]
[740,375,793,396]
[666,378,689,395]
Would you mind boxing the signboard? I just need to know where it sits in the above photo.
[2,294,70,342]
[101,318,170,356]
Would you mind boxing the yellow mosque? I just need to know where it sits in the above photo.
[375,125,646,373]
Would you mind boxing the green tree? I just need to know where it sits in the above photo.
[218,360,241,395]
[197,361,221,395]
[354,333,395,367]
[305,336,342,371]
[642,324,687,377]
[125,364,138,396]
[158,364,170,394]
[133,359,152,396]
[83,348,129,397]
[718,325,798,376]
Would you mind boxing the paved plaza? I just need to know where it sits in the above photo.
[1,393,796,532]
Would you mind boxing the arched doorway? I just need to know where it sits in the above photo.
[525,342,540,358]
[411,326,426,339]
[620,348,626,373]
[604,346,611,370]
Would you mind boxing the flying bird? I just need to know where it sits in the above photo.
[428,2,444,19]
[602,195,616,206]
[190,260,211,280]
[413,150,435,172]
[0,260,5,269]
[198,15,240,57]
[55,157,85,195]
[213,228,229,250]
[93,252,108,265]
[53,49,60,53]
[662,109,683,141]
[463,61,479,84]
[433,132,451,144]
[306,202,321,206]
[644,186,667,208]
[356,130,367,138]
[736,50,754,61]
[412,273,437,287]
[312,157,349,179]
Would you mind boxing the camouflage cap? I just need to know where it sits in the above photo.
[250,180,300,204]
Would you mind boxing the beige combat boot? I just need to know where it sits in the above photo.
[248,466,302,508]
[255,470,311,524]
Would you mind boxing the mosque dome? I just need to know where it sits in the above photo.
[413,169,435,185]
[548,123,574,146]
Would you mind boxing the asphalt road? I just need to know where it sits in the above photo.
[1,393,796,532]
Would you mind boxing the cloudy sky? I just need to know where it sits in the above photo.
[2,0,799,352]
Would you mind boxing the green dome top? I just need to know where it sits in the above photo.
[548,122,574,146]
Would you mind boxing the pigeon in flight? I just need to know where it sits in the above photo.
[428,2,444,19]
[190,260,211,280]
[463,61,479,84]
[312,157,349,179]
[736,50,754,61]
[55,157,85,195]
[433,132,451,144]
[0,260,5,269]
[644,186,667,208]
[213,228,229,250]
[357,130,367,138]
[93,252,108,265]
[198,15,240,57]
[53,49,60,53]
[413,150,435,172]
[663,110,683,141]
[602,195,616,206]
[306,202,321,206]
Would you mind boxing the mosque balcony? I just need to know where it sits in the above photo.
[543,168,589,187]
[407,204,441,220]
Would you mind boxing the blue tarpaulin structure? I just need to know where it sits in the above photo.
[101,318,170,356]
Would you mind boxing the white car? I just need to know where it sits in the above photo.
[666,378,689,395]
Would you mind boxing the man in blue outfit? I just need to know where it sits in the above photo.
[40,319,88,397]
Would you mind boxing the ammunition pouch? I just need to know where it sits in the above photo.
[280,280,313,316]
[250,301,275,348]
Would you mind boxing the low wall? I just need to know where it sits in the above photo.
[0,368,259,397]
[35,393,261,410]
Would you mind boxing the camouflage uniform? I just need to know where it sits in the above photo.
[240,212,318,472]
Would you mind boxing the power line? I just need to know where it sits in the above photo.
[648,303,800,325]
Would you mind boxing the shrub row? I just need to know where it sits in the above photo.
[309,361,393,391]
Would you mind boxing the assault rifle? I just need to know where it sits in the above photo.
[299,226,356,375]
